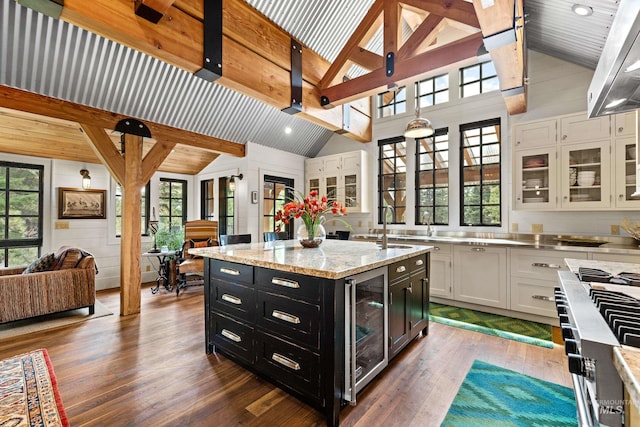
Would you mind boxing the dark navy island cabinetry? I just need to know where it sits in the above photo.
[195,240,430,426]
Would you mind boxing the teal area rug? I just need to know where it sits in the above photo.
[442,360,577,427]
[429,302,554,348]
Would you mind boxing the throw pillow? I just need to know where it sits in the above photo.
[190,238,213,249]
[22,253,57,274]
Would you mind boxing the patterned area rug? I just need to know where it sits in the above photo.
[0,349,69,426]
[429,302,554,348]
[442,360,577,426]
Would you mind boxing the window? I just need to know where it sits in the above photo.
[415,128,449,225]
[263,175,294,238]
[416,74,449,109]
[114,182,150,237]
[159,178,187,231]
[377,86,406,118]
[218,177,234,236]
[0,162,43,267]
[378,137,407,224]
[460,118,501,226]
[459,61,499,98]
[201,179,215,220]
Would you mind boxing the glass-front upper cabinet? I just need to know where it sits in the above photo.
[560,141,611,209]
[514,148,557,210]
[613,137,640,208]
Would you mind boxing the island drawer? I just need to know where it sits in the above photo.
[256,291,320,349]
[256,268,322,303]
[210,260,254,285]
[212,279,255,322]
[212,313,254,365]
[254,331,321,402]
[389,254,427,282]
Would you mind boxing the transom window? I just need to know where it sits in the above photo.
[378,137,406,224]
[377,87,406,118]
[159,178,187,231]
[460,118,501,226]
[415,74,449,109]
[415,128,449,225]
[460,61,499,98]
[115,182,150,237]
[0,162,43,267]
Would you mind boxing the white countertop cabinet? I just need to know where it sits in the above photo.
[452,246,507,309]
[428,243,452,299]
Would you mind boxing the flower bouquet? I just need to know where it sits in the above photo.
[275,190,351,248]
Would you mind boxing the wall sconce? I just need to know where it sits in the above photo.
[80,169,91,189]
[228,173,243,192]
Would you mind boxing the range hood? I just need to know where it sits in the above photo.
[588,0,640,117]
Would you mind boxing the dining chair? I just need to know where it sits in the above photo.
[219,234,252,246]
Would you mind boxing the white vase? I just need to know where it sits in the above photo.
[296,222,326,248]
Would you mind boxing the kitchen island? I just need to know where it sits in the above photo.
[190,239,431,426]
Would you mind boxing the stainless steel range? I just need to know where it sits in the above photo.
[556,268,640,427]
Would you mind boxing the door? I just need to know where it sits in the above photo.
[263,175,294,239]
[560,141,611,209]
[514,147,557,210]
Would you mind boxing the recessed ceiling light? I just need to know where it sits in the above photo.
[625,60,640,73]
[284,126,292,134]
[605,98,627,109]
[572,4,593,16]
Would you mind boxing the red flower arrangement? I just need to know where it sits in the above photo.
[275,190,350,244]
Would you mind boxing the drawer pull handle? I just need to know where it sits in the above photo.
[532,295,554,302]
[471,247,485,252]
[221,294,242,305]
[396,265,406,273]
[531,262,561,269]
[434,246,440,251]
[272,277,300,288]
[220,267,240,276]
[272,310,301,324]
[415,259,424,266]
[272,353,301,371]
[221,329,241,343]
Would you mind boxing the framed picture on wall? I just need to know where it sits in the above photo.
[58,188,107,219]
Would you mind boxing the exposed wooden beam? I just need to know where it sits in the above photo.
[321,33,483,106]
[397,14,445,60]
[79,125,126,184]
[141,140,177,184]
[140,0,176,16]
[120,133,143,316]
[57,0,370,142]
[350,48,383,72]
[400,0,480,28]
[0,86,245,157]
[384,1,401,59]
[319,0,384,89]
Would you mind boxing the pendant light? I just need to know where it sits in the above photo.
[404,107,434,139]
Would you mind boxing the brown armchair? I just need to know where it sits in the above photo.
[176,220,218,295]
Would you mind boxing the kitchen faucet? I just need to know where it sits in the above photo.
[422,211,433,237]
[381,205,393,249]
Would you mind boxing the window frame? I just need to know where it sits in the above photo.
[378,136,407,225]
[200,179,215,221]
[459,60,499,98]
[218,177,234,236]
[415,127,449,226]
[158,178,187,231]
[114,182,151,237]
[415,73,449,109]
[459,118,502,227]
[0,161,44,267]
[376,86,407,119]
[263,175,294,239]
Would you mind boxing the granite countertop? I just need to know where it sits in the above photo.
[614,346,640,412]
[189,239,432,279]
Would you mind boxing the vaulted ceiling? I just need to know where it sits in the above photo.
[0,0,620,175]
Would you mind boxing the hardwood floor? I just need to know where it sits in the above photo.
[0,285,572,426]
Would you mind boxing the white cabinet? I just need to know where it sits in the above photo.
[560,140,611,209]
[513,118,557,148]
[612,136,639,208]
[304,150,369,213]
[510,249,587,318]
[453,246,507,309]
[428,243,452,299]
[614,111,636,137]
[514,147,558,209]
[560,113,610,144]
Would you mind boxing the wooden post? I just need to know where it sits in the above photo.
[120,133,143,315]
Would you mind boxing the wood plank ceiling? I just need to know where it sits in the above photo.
[0,0,529,175]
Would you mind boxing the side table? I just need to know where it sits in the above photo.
[143,251,178,294]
